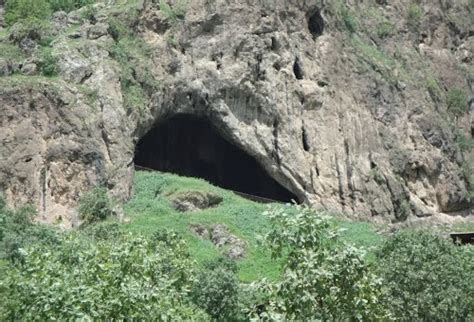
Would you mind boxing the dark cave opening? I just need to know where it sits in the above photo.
[134,114,298,203]
[293,58,304,80]
[308,9,324,38]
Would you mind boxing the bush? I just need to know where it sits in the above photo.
[407,3,422,29]
[447,87,468,117]
[49,0,95,12]
[0,232,208,320]
[159,0,187,22]
[191,257,242,320]
[8,17,51,43]
[250,205,389,321]
[376,21,393,38]
[5,0,51,26]
[78,187,114,225]
[376,231,474,321]
[39,47,57,76]
[0,204,59,264]
[341,6,357,33]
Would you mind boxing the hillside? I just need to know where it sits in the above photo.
[0,0,472,226]
[0,0,473,319]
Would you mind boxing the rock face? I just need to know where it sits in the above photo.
[0,0,473,225]
[171,190,223,212]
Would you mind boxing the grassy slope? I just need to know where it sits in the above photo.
[124,170,383,281]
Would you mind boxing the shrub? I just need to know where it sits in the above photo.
[0,232,208,320]
[83,221,123,241]
[191,257,242,320]
[250,205,389,321]
[376,21,393,38]
[39,47,57,76]
[407,3,422,29]
[8,17,51,43]
[341,6,357,33]
[447,87,468,117]
[159,0,187,22]
[0,204,59,263]
[4,0,51,26]
[48,0,95,12]
[78,187,114,225]
[81,4,97,23]
[376,230,474,321]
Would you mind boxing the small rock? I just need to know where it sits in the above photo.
[21,63,37,76]
[87,23,109,39]
[18,38,37,54]
[211,224,245,259]
[189,224,209,239]
[171,190,223,212]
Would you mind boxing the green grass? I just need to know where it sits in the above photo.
[452,220,474,233]
[0,43,25,61]
[124,171,383,281]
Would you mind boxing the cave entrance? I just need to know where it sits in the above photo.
[134,114,297,203]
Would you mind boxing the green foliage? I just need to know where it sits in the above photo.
[109,37,158,113]
[0,231,208,320]
[0,203,59,264]
[82,221,123,241]
[191,257,242,320]
[125,170,383,282]
[81,4,97,23]
[407,3,422,29]
[107,16,130,41]
[455,130,474,152]
[78,187,114,225]
[426,76,443,102]
[8,17,51,43]
[38,47,57,76]
[4,0,51,26]
[462,162,474,199]
[49,0,95,12]
[376,231,474,321]
[376,21,393,38]
[159,0,187,22]
[250,204,389,321]
[341,6,357,33]
[447,87,468,117]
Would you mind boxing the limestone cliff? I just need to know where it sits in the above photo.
[0,0,472,226]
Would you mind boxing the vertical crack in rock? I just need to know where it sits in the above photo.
[307,9,324,38]
[302,124,310,152]
[293,57,304,80]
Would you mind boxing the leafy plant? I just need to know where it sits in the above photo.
[4,0,51,26]
[49,0,95,12]
[447,87,468,117]
[0,232,208,320]
[376,21,393,38]
[341,6,357,33]
[191,257,242,320]
[376,230,474,321]
[39,47,57,76]
[78,187,114,225]
[407,3,422,29]
[159,0,187,22]
[250,205,389,320]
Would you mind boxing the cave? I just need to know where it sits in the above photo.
[134,114,298,203]
[307,9,324,38]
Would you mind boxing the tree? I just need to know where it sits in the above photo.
[376,230,474,321]
[249,204,389,320]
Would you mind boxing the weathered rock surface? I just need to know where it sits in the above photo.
[210,224,245,259]
[0,0,472,226]
[171,190,223,212]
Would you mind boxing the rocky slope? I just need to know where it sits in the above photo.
[0,0,472,226]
